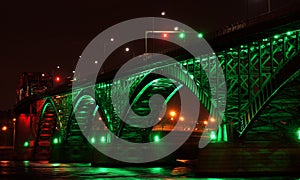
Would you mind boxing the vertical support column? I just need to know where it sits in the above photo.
[247,44,252,124]
[193,58,196,80]
[258,41,262,90]
[283,35,286,63]
[296,31,299,52]
[237,47,242,130]
[270,38,274,76]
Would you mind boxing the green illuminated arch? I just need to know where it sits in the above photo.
[40,97,59,121]
[118,75,184,137]
[65,91,110,144]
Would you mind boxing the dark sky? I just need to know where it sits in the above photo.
[1,0,294,110]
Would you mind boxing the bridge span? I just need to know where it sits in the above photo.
[12,4,300,175]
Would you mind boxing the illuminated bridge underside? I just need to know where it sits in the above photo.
[245,73,300,141]
[14,20,300,159]
[59,27,300,144]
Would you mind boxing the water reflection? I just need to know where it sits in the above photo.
[0,161,194,179]
[0,161,296,179]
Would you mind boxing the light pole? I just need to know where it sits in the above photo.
[103,37,115,59]
[246,0,271,17]
[145,30,181,53]
[12,118,16,151]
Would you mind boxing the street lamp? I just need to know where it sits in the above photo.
[145,30,180,53]
[169,110,176,117]
[1,125,7,131]
[169,110,177,121]
[246,0,271,17]
[267,0,271,13]
[12,118,16,151]
[210,117,216,123]
[125,47,135,58]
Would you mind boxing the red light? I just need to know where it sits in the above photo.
[55,76,61,83]
[162,33,168,38]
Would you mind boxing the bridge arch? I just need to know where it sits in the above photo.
[116,60,225,142]
[117,75,183,141]
[34,97,59,159]
[65,90,111,146]
[240,53,300,138]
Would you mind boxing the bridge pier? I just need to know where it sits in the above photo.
[195,141,300,177]
[50,144,93,163]
[91,147,178,167]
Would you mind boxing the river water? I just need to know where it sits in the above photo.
[1,160,298,179]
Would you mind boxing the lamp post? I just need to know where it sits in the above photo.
[246,0,271,17]
[145,30,181,54]
[12,118,16,151]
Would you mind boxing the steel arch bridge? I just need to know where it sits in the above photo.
[14,12,300,161]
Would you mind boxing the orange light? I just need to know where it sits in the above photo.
[210,117,216,122]
[1,126,7,131]
[169,111,176,117]
[203,120,208,125]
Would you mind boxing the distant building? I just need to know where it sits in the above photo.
[16,72,53,102]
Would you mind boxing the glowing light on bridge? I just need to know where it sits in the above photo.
[274,34,280,39]
[197,33,203,38]
[210,131,217,141]
[286,31,292,36]
[154,135,160,142]
[162,33,168,38]
[297,128,300,141]
[53,138,59,144]
[23,141,29,147]
[91,137,95,144]
[100,136,106,143]
[179,32,185,39]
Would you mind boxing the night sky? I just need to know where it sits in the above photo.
[1,0,294,110]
